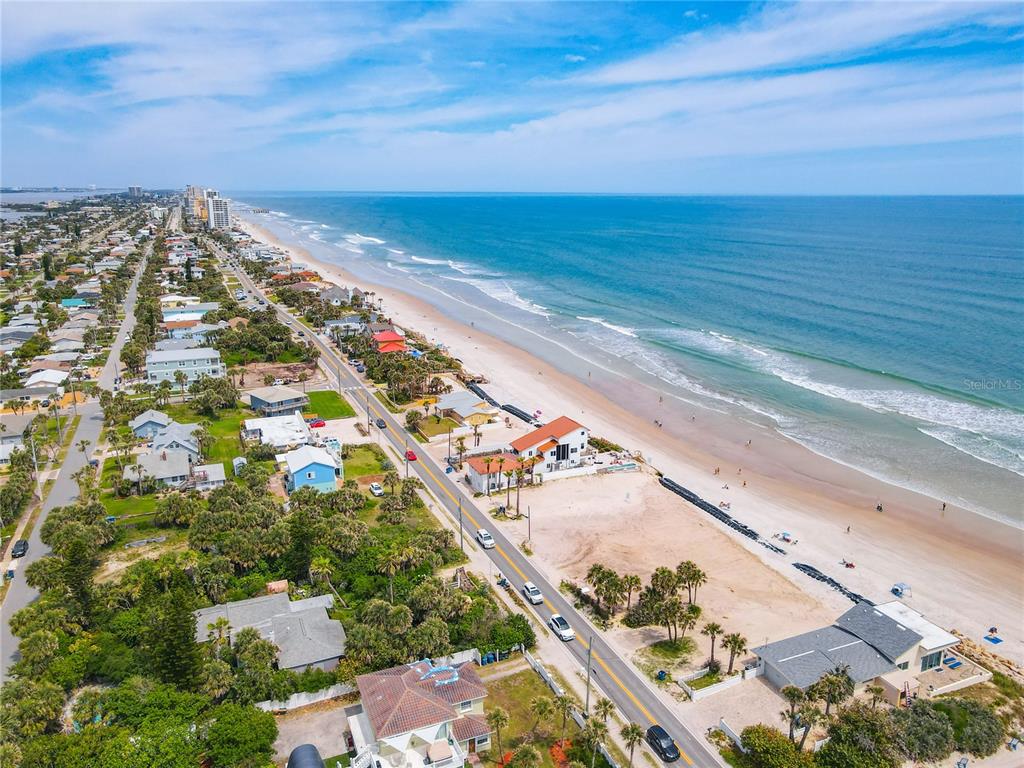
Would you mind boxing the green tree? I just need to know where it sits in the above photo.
[701,622,723,663]
[892,701,954,763]
[779,685,805,743]
[529,695,554,736]
[620,722,645,768]
[594,696,614,723]
[203,703,278,768]
[740,724,810,768]
[810,666,854,717]
[486,707,510,758]
[553,694,574,747]
[815,701,902,768]
[723,632,748,674]
[145,587,201,689]
[582,718,608,768]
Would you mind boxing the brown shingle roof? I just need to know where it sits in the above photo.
[357,661,487,739]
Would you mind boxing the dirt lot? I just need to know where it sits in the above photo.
[236,360,325,389]
[272,699,351,766]
[488,469,836,672]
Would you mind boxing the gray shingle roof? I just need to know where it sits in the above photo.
[129,409,171,431]
[754,625,895,690]
[835,602,921,662]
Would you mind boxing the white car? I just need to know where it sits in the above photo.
[476,529,496,549]
[523,581,543,605]
[548,614,575,642]
[368,482,384,497]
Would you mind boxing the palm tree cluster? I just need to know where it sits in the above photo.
[343,332,459,405]
[779,665,856,750]
[619,561,708,643]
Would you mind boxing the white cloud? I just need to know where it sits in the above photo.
[564,54,587,63]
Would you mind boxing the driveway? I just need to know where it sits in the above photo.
[272,699,350,766]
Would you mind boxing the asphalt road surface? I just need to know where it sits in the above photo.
[215,243,724,767]
[0,244,149,680]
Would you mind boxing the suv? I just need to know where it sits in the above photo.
[476,529,495,549]
[548,614,575,642]
[645,725,680,763]
[374,418,387,429]
[522,581,543,605]
[368,482,384,497]
[11,539,28,558]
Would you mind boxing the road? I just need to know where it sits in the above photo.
[0,242,150,680]
[213,242,723,767]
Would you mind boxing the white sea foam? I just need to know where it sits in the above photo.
[441,275,551,318]
[386,248,405,255]
[386,262,411,273]
[337,243,364,255]
[345,233,386,245]
[269,210,290,218]
[576,316,638,338]
[918,426,1024,477]
[410,255,447,265]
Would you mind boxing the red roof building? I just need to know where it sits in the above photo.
[372,330,408,354]
[508,416,590,475]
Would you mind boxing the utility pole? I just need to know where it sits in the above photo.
[458,498,464,552]
[585,635,594,714]
[404,438,410,478]
[28,431,42,500]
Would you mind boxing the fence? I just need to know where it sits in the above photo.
[677,669,747,701]
[254,682,356,712]
[718,718,747,753]
[433,648,481,667]
[522,650,621,768]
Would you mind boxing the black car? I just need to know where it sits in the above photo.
[11,539,28,558]
[645,725,680,763]
[375,418,387,429]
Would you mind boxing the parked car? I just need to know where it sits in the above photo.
[645,725,680,763]
[548,614,575,641]
[476,529,495,549]
[405,450,417,462]
[375,418,387,429]
[368,482,384,497]
[11,540,28,558]
[522,581,543,605]
[355,365,366,373]
[308,419,326,428]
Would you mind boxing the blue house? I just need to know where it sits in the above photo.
[128,409,172,439]
[60,298,90,308]
[247,384,309,417]
[277,445,340,494]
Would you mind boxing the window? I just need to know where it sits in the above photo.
[306,471,315,479]
[920,651,942,672]
[459,701,472,712]
[476,736,489,747]
[897,661,909,670]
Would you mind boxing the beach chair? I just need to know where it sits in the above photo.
[956,758,969,768]
[1008,737,1019,751]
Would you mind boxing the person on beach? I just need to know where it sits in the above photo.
[846,525,851,533]
[746,439,752,447]
[942,502,947,511]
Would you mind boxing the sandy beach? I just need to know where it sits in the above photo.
[237,215,1024,665]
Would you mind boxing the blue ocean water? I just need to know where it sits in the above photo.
[235,193,1024,523]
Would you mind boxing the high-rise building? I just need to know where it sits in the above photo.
[206,195,231,230]
[128,185,143,198]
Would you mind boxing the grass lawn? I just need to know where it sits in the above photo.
[100,492,158,519]
[322,754,352,768]
[417,416,459,439]
[373,390,403,414]
[484,669,613,768]
[163,402,251,467]
[307,390,356,419]
[344,445,386,482]
[634,637,696,687]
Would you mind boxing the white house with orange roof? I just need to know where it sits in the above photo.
[508,416,589,474]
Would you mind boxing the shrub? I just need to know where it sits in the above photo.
[892,701,954,762]
[739,724,810,768]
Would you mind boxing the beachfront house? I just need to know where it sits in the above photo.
[123,450,192,488]
[372,330,409,354]
[145,347,225,384]
[319,285,351,306]
[246,385,309,417]
[195,593,346,672]
[435,390,500,426]
[465,453,522,495]
[754,600,989,706]
[509,416,589,473]
[277,445,341,494]
[347,659,491,768]
[325,315,363,337]
[192,462,227,491]
[242,413,311,449]
[129,409,173,439]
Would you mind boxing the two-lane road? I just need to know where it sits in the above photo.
[215,244,723,767]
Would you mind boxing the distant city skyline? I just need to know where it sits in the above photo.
[2,1,1022,193]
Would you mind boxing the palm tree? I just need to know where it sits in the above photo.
[622,574,641,610]
[76,438,91,455]
[529,695,553,736]
[509,745,541,768]
[553,694,573,747]
[156,379,174,406]
[866,683,886,709]
[309,556,334,586]
[454,435,467,467]
[486,707,510,759]
[378,548,404,603]
[129,462,145,496]
[206,617,232,649]
[796,703,822,751]
[620,723,645,768]
[383,470,400,495]
[174,370,188,399]
[514,464,525,515]
[582,718,608,768]
[701,622,723,664]
[779,685,805,742]
[594,696,614,724]
[482,456,494,496]
[723,633,748,674]
[811,666,854,717]
[504,469,515,509]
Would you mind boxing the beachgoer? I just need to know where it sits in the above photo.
[742,480,747,487]
[714,467,720,475]
[746,439,752,447]
[737,468,742,475]
[846,526,851,533]
[942,502,947,511]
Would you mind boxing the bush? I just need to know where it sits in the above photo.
[929,699,1004,757]
[705,658,722,675]
[893,701,954,762]
[739,724,810,768]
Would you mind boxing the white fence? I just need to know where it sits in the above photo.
[433,648,482,667]
[522,650,620,768]
[718,718,747,753]
[677,668,747,701]
[255,682,356,712]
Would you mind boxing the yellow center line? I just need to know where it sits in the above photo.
[324,337,695,767]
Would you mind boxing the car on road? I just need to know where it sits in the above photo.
[522,581,543,605]
[298,331,306,337]
[476,529,495,549]
[645,725,680,763]
[368,482,384,497]
[11,539,29,558]
[405,450,417,462]
[308,419,326,428]
[548,614,575,641]
[375,418,387,429]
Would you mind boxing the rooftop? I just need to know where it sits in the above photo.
[873,601,958,652]
[510,416,587,453]
[277,445,339,473]
[246,384,308,405]
[145,347,221,363]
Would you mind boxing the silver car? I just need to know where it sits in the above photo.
[548,614,575,642]
[476,529,495,549]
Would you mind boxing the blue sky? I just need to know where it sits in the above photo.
[2,1,1022,193]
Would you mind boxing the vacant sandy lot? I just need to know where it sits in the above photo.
[491,469,836,669]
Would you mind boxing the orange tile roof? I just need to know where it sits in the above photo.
[377,341,408,354]
[372,331,404,343]
[163,320,198,329]
[509,416,587,453]
[536,439,558,453]
[465,452,520,475]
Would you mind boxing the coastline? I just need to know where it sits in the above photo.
[237,214,1024,663]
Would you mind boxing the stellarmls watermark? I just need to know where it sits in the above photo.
[963,378,1022,392]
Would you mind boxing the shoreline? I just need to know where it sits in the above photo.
[236,214,1024,662]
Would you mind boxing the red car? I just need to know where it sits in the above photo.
[309,419,326,428]
[405,450,418,462]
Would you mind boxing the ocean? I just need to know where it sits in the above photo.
[232,193,1024,525]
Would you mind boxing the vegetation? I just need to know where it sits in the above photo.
[307,389,356,419]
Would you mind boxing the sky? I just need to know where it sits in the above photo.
[2,1,1023,193]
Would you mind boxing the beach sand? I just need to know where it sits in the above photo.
[237,216,1024,664]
